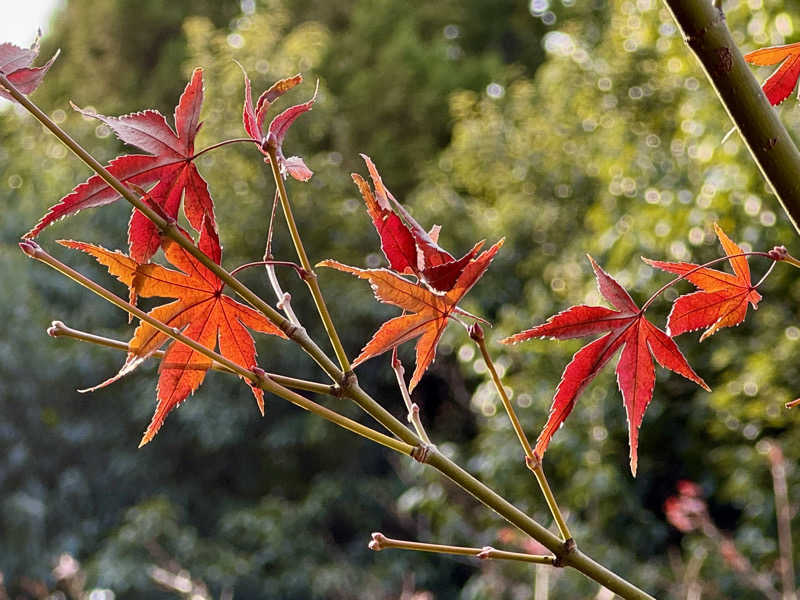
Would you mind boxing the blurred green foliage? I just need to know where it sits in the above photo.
[1,0,799,598]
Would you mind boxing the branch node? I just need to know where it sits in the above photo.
[411,442,434,464]
[342,369,358,389]
[283,322,305,340]
[553,538,577,568]
[477,546,495,560]
[276,292,292,311]
[525,453,542,471]
[407,402,420,424]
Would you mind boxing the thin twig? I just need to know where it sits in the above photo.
[265,145,352,373]
[391,348,431,444]
[368,533,556,565]
[46,320,336,396]
[262,189,302,326]
[470,323,573,542]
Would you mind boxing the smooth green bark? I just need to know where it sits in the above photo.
[664,0,800,235]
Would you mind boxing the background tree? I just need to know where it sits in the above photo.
[1,0,798,597]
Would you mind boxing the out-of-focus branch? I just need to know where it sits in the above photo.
[764,440,797,600]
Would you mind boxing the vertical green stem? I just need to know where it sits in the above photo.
[265,147,352,373]
[471,324,572,542]
[529,462,572,544]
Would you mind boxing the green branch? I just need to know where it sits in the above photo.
[46,320,336,396]
[663,0,800,235]
[368,533,556,565]
[265,146,352,373]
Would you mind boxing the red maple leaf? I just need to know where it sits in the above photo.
[239,65,315,181]
[355,154,482,292]
[0,35,59,102]
[643,223,762,341]
[744,41,800,105]
[60,220,286,446]
[319,239,503,391]
[26,69,216,264]
[502,256,708,476]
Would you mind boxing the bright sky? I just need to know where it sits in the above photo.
[0,0,61,46]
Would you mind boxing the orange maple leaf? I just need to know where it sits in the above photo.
[643,223,762,341]
[60,221,286,446]
[744,41,800,106]
[319,239,503,391]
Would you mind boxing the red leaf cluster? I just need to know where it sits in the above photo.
[239,65,315,181]
[321,157,502,391]
[0,35,59,102]
[26,69,216,265]
[503,256,708,476]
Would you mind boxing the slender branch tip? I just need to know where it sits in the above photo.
[369,532,386,551]
[19,239,43,258]
[468,322,485,342]
[47,320,66,337]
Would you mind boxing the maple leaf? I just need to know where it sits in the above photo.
[59,220,287,446]
[0,35,59,102]
[239,65,315,181]
[643,223,762,341]
[319,239,503,391]
[502,256,708,476]
[355,154,482,292]
[26,68,217,265]
[744,41,800,105]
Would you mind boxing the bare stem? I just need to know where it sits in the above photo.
[262,189,302,326]
[368,533,556,565]
[470,324,573,542]
[189,138,260,161]
[391,349,431,444]
[19,241,413,456]
[229,260,306,280]
[265,146,352,373]
[471,324,534,457]
[46,320,335,396]
[528,461,573,544]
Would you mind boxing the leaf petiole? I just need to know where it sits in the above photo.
[640,251,774,313]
